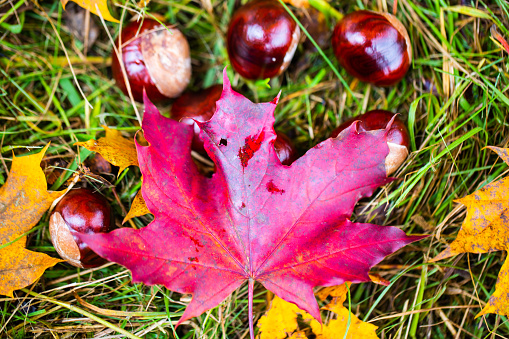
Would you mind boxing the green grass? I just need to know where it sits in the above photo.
[1,0,509,337]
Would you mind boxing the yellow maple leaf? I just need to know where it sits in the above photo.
[257,296,306,339]
[316,283,350,302]
[311,284,378,339]
[0,145,64,297]
[309,305,378,339]
[75,125,138,175]
[123,188,150,223]
[76,126,150,221]
[61,0,119,23]
[257,284,378,339]
[431,146,509,317]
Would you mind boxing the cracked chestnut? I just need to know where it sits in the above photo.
[111,18,191,103]
[332,10,412,86]
[227,0,301,79]
[332,110,409,175]
[49,188,113,268]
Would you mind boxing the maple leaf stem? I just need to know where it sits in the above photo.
[248,278,255,339]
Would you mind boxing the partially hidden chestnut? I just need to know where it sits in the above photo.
[171,84,223,154]
[111,18,191,103]
[274,131,298,165]
[227,0,301,80]
[332,10,412,86]
[332,110,409,175]
[49,188,113,268]
[171,85,298,165]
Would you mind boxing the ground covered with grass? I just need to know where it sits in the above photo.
[1,0,509,338]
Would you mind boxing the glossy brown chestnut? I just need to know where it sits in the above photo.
[274,131,298,165]
[49,188,113,268]
[171,84,223,154]
[332,10,412,86]
[227,0,301,80]
[111,18,191,103]
[332,110,409,175]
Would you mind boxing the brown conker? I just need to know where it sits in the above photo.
[274,131,298,165]
[332,110,409,175]
[332,10,412,86]
[111,18,192,103]
[49,188,113,268]
[171,84,223,154]
[226,0,301,80]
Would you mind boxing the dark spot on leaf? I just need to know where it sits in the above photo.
[188,257,199,262]
[238,131,265,167]
[189,236,204,252]
[266,180,285,195]
[241,202,246,209]
[190,236,204,248]
[220,138,228,146]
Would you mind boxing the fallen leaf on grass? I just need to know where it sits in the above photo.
[257,295,313,339]
[309,301,378,339]
[0,145,64,297]
[76,126,151,221]
[258,284,378,339]
[432,146,509,317]
[61,0,119,23]
[75,125,138,175]
[79,70,423,337]
[123,189,150,223]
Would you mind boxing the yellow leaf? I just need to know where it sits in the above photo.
[61,0,119,23]
[258,284,378,339]
[137,0,151,8]
[368,273,390,286]
[432,146,509,317]
[0,145,64,297]
[123,188,151,223]
[477,259,509,317]
[75,125,138,175]
[283,0,309,8]
[309,306,378,339]
[257,296,303,339]
[316,283,351,302]
[311,284,378,338]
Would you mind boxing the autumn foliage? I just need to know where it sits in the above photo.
[78,71,423,335]
[258,284,378,338]
[0,145,63,297]
[432,147,509,318]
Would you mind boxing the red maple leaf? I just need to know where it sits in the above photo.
[81,71,423,338]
